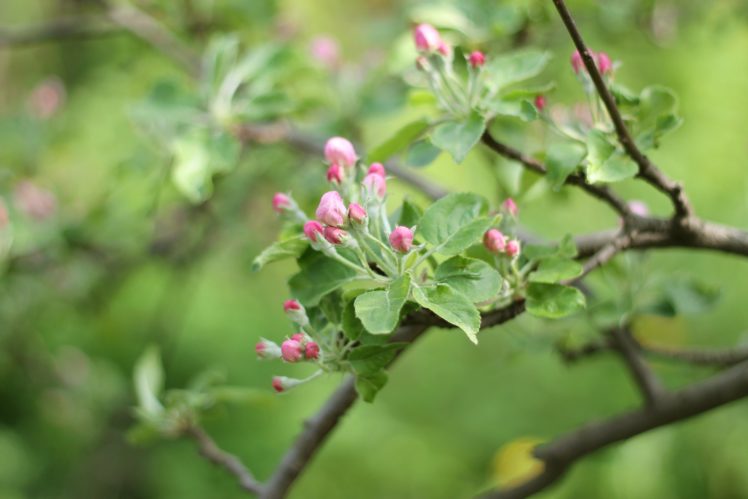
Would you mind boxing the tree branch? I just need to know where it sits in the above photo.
[609,327,666,406]
[0,16,118,47]
[550,0,692,220]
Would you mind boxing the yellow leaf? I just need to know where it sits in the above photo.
[491,437,545,488]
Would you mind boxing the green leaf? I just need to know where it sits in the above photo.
[396,199,423,228]
[546,142,586,190]
[435,256,501,302]
[354,274,411,335]
[585,130,636,183]
[638,86,678,127]
[418,193,491,256]
[430,111,486,163]
[288,249,359,306]
[484,50,551,92]
[355,371,388,403]
[342,296,366,340]
[485,99,538,122]
[369,118,430,163]
[662,279,720,315]
[349,343,406,375]
[134,347,164,419]
[529,257,583,283]
[251,235,308,271]
[405,139,442,168]
[318,291,343,325]
[171,136,213,203]
[526,283,586,319]
[412,283,481,344]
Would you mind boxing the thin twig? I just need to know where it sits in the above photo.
[187,426,264,495]
[550,0,692,220]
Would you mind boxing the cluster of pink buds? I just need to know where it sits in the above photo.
[484,229,521,258]
[571,50,613,76]
[280,333,319,363]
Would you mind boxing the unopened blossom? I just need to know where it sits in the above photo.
[413,23,441,52]
[503,198,519,218]
[272,376,302,393]
[348,203,367,224]
[284,300,309,327]
[291,333,305,342]
[324,137,357,168]
[309,35,340,69]
[363,173,386,199]
[303,220,324,242]
[305,342,320,360]
[437,41,452,57]
[323,226,348,245]
[367,163,386,177]
[483,229,506,254]
[256,338,282,360]
[571,50,584,73]
[326,164,344,184]
[316,191,347,226]
[272,193,291,213]
[596,52,612,74]
[506,239,521,258]
[468,51,486,68]
[389,226,414,253]
[281,339,303,362]
[628,200,649,217]
[534,95,546,111]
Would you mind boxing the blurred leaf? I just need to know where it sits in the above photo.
[662,279,720,315]
[134,347,164,419]
[410,4,480,37]
[485,99,538,122]
[412,283,480,344]
[435,256,502,302]
[369,118,429,163]
[405,139,442,168]
[484,50,551,92]
[354,274,411,335]
[492,437,545,487]
[585,130,637,183]
[529,257,583,283]
[355,371,388,403]
[396,198,423,227]
[288,249,359,306]
[418,193,491,256]
[546,142,585,189]
[342,296,365,340]
[430,111,486,163]
[252,235,308,272]
[526,283,586,318]
[349,343,406,375]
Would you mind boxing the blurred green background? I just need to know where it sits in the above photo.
[1,0,748,498]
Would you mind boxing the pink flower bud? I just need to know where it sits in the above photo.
[324,137,357,168]
[571,50,584,73]
[389,226,414,253]
[326,163,344,184]
[256,338,282,360]
[303,220,324,242]
[323,226,348,245]
[534,95,546,111]
[272,377,284,392]
[468,51,486,68]
[628,200,649,217]
[437,41,452,57]
[284,300,309,326]
[367,163,386,177]
[316,191,347,227]
[272,192,291,213]
[281,339,303,362]
[596,52,612,75]
[348,203,367,224]
[413,23,441,52]
[272,375,302,393]
[483,229,506,254]
[305,341,320,360]
[503,198,518,217]
[309,35,340,69]
[506,239,521,258]
[283,299,301,312]
[363,173,386,199]
[291,333,305,342]
[0,198,9,230]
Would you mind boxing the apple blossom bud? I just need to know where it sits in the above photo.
[367,163,386,177]
[348,203,367,224]
[468,51,486,68]
[323,226,349,245]
[281,339,303,362]
[413,23,441,52]
[291,333,305,342]
[305,341,320,360]
[326,164,344,184]
[571,50,584,73]
[324,137,357,168]
[0,198,8,230]
[303,221,325,242]
[272,375,302,393]
[506,239,521,258]
[284,300,309,327]
[596,52,612,75]
[483,229,506,254]
[363,173,386,199]
[272,193,291,213]
[389,226,414,253]
[309,36,340,69]
[256,338,282,360]
[503,198,518,217]
[628,200,649,217]
[437,41,451,57]
[534,95,546,111]
[316,191,347,227]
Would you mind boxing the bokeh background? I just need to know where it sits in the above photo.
[1,0,748,498]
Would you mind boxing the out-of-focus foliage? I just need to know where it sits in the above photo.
[0,0,747,498]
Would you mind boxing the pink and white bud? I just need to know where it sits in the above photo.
[534,95,546,112]
[348,203,367,224]
[506,239,521,258]
[255,338,282,360]
[316,191,347,227]
[596,52,613,75]
[437,41,452,57]
[290,332,305,342]
[413,23,441,52]
[13,181,56,221]
[367,163,386,177]
[303,220,325,242]
[281,339,303,362]
[284,300,309,327]
[324,137,357,168]
[571,50,584,73]
[628,200,649,217]
[305,341,320,360]
[272,375,303,393]
[389,226,414,253]
[483,229,506,254]
[272,192,291,213]
[323,226,349,245]
[326,163,344,184]
[502,198,519,218]
[309,36,341,69]
[468,51,486,68]
[363,173,386,199]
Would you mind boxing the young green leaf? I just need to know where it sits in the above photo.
[430,111,486,163]
[354,274,412,335]
[528,257,583,283]
[355,371,388,403]
[288,249,359,306]
[134,347,164,419]
[251,235,308,271]
[435,256,501,302]
[348,343,407,375]
[412,283,481,344]
[526,283,586,318]
[369,118,430,163]
[405,139,442,168]
[546,142,586,190]
[418,192,491,256]
[484,49,551,92]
